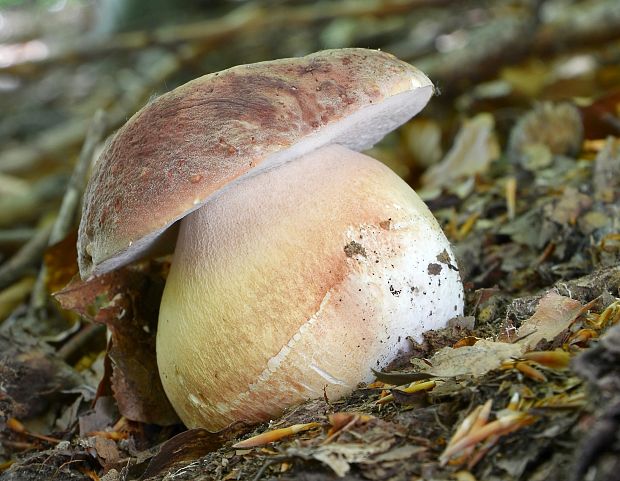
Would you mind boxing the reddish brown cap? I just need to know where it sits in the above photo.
[78,48,433,277]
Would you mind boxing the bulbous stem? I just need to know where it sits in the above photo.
[157,144,463,430]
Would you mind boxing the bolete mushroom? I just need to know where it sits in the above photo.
[78,48,464,431]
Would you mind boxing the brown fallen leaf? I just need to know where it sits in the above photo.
[421,113,499,197]
[411,340,522,379]
[592,136,620,202]
[44,230,79,296]
[408,290,585,381]
[55,261,178,426]
[508,102,583,169]
[286,418,403,478]
[78,396,119,438]
[139,425,246,480]
[0,333,82,421]
[515,291,585,350]
[453,336,481,348]
[544,186,592,226]
[294,441,394,477]
[323,413,375,444]
[578,89,620,140]
[89,435,120,471]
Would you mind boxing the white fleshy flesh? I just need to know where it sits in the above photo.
[157,145,463,430]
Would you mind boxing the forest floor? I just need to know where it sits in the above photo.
[1,1,620,480]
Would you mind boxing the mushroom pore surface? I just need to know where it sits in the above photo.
[157,144,463,431]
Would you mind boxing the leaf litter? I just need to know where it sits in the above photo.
[6,103,620,481]
[3,2,620,481]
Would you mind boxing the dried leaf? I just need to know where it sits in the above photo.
[453,336,481,348]
[508,102,583,167]
[592,136,620,202]
[55,261,178,426]
[522,350,571,369]
[79,396,119,437]
[90,436,120,469]
[579,89,620,139]
[390,389,428,406]
[44,230,79,295]
[402,118,443,169]
[412,340,522,378]
[0,333,82,420]
[139,426,245,480]
[421,113,499,195]
[544,186,592,225]
[288,441,394,477]
[327,412,372,435]
[370,444,426,462]
[516,291,584,350]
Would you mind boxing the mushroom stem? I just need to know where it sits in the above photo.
[157,144,463,430]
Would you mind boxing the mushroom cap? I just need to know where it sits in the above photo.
[157,145,463,431]
[78,48,433,278]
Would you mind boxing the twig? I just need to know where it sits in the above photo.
[0,175,68,227]
[414,0,620,95]
[252,456,291,481]
[0,228,35,247]
[0,120,90,174]
[51,110,107,246]
[533,0,620,52]
[415,15,536,95]
[0,173,31,196]
[29,110,107,317]
[0,276,35,322]
[57,322,106,362]
[0,221,52,291]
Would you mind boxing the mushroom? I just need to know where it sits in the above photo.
[78,48,464,431]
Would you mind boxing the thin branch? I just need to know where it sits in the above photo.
[252,456,291,481]
[414,0,620,95]
[49,110,107,246]
[0,228,35,247]
[0,175,68,226]
[29,110,107,316]
[0,276,35,322]
[57,322,106,362]
[0,221,52,291]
